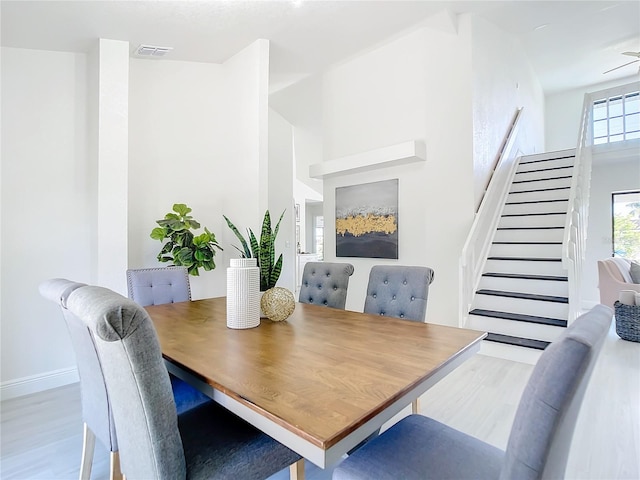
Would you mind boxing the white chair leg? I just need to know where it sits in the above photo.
[289,459,305,480]
[412,398,420,414]
[79,423,96,480]
[110,450,123,480]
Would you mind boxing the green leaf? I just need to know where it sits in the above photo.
[172,203,191,216]
[248,229,259,260]
[269,254,283,289]
[150,227,168,241]
[175,247,194,266]
[223,215,252,258]
[159,242,173,254]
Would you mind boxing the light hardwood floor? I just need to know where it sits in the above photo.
[1,322,638,480]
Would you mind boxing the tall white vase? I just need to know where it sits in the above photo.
[226,258,260,329]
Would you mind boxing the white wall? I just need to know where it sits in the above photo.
[321,20,475,325]
[1,47,90,394]
[471,15,545,208]
[545,74,639,152]
[583,158,640,305]
[128,40,271,300]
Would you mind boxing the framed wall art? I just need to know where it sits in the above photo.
[335,179,398,259]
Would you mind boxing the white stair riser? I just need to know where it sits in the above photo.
[502,201,569,215]
[494,228,564,242]
[511,177,572,192]
[507,189,570,202]
[479,341,541,365]
[473,294,569,318]
[484,258,565,275]
[489,243,563,257]
[468,314,566,342]
[514,167,573,182]
[499,214,566,228]
[517,157,575,173]
[479,276,569,296]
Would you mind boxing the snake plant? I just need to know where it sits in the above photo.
[223,210,285,291]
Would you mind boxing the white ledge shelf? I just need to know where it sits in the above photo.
[309,140,426,179]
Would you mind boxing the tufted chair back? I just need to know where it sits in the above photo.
[126,266,191,307]
[299,262,355,310]
[364,265,434,321]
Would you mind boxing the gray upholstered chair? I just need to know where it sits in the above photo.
[126,266,210,414]
[39,279,122,480]
[363,265,435,322]
[299,262,354,310]
[126,266,191,306]
[363,265,435,413]
[333,304,613,480]
[47,279,303,480]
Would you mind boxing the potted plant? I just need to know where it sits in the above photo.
[150,203,223,276]
[223,210,285,291]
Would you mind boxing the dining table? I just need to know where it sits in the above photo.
[145,297,486,470]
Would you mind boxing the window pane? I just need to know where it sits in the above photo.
[610,134,624,143]
[593,99,607,120]
[613,191,640,259]
[610,116,624,135]
[625,112,640,133]
[626,130,640,140]
[609,96,623,117]
[593,118,608,138]
[625,92,640,114]
[594,137,608,145]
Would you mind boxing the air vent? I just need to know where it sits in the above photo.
[134,44,173,59]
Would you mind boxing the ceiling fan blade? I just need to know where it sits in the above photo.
[622,51,640,58]
[603,59,640,75]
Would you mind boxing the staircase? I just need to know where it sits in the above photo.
[468,149,575,364]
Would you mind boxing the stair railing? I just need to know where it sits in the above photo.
[562,94,594,323]
[459,108,523,327]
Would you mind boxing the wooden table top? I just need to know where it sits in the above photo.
[146,297,485,451]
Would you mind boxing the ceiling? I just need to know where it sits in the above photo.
[1,0,639,95]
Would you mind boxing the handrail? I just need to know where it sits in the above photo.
[562,94,593,323]
[459,108,523,327]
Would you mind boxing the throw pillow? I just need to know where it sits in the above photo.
[631,260,640,284]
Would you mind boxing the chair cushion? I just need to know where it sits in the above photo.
[179,402,301,480]
[631,260,640,284]
[171,376,212,415]
[299,262,354,310]
[333,415,503,480]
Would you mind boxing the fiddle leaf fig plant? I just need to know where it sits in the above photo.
[150,203,223,276]
[223,209,285,291]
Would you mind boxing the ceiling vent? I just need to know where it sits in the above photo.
[133,44,173,59]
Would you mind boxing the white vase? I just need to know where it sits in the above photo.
[226,258,260,329]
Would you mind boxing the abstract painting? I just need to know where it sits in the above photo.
[335,179,398,259]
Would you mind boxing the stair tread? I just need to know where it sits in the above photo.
[505,199,569,205]
[497,226,564,230]
[469,308,568,327]
[519,154,575,165]
[515,165,573,174]
[487,256,562,262]
[509,186,570,194]
[512,175,572,184]
[483,272,568,281]
[484,333,550,350]
[501,212,566,217]
[492,241,562,245]
[476,289,568,303]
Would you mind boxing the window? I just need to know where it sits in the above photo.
[612,190,640,259]
[593,91,640,145]
[313,215,324,259]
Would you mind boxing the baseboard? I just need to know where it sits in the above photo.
[0,367,79,401]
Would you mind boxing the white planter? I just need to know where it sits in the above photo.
[226,258,260,329]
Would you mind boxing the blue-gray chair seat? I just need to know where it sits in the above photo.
[363,265,434,321]
[126,266,210,414]
[333,304,613,480]
[299,262,354,310]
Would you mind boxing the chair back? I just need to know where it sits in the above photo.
[63,283,186,479]
[39,279,118,453]
[363,265,434,321]
[500,304,612,480]
[299,262,355,309]
[126,266,191,306]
